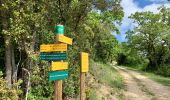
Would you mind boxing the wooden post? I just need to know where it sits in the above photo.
[80,73,85,100]
[54,80,62,100]
[80,52,89,100]
[54,82,57,100]
[54,25,63,100]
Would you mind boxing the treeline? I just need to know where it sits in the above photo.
[117,6,170,77]
[0,0,123,99]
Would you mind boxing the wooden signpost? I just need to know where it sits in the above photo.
[54,25,72,100]
[40,24,90,100]
[40,25,73,100]
[80,52,89,100]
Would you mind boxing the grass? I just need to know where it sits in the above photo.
[143,72,170,87]
[86,88,98,100]
[125,67,170,87]
[90,60,125,89]
[88,60,125,100]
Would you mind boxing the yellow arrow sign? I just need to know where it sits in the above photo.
[51,61,68,71]
[57,35,73,45]
[81,52,89,72]
[40,43,67,52]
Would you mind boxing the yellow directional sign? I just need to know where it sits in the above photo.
[51,61,68,71]
[81,52,89,72]
[40,43,67,52]
[57,35,73,45]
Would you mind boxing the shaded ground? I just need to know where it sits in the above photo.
[116,66,170,100]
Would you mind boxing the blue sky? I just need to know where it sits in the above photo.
[114,0,170,42]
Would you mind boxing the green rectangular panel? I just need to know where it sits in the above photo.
[49,70,68,81]
[40,52,67,61]
[55,25,64,34]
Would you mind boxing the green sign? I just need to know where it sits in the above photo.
[55,25,64,34]
[49,71,68,81]
[40,52,67,61]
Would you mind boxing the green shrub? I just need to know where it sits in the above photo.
[28,61,53,99]
[157,64,170,77]
[0,71,22,100]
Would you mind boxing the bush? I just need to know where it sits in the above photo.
[157,64,170,77]
[0,71,22,100]
[28,61,53,99]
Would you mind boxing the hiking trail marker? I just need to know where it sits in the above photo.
[40,24,90,100]
[40,44,67,52]
[57,34,73,45]
[80,52,89,100]
[40,24,72,100]
[40,52,67,61]
[51,61,68,71]
[49,71,68,81]
[81,52,89,72]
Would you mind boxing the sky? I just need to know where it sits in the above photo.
[114,0,170,42]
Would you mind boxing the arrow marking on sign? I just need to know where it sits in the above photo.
[57,35,73,45]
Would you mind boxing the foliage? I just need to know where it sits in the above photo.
[116,42,147,69]
[60,0,123,97]
[0,71,22,100]
[0,0,124,99]
[27,55,53,99]
[157,64,170,77]
[125,6,170,76]
[78,11,120,63]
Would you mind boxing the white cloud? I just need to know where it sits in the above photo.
[116,0,170,42]
[143,3,170,12]
[120,0,140,29]
[148,0,169,3]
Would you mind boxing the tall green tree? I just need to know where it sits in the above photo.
[127,6,170,71]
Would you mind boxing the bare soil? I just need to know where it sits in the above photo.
[116,66,170,100]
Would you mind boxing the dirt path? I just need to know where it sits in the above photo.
[115,67,152,100]
[116,66,170,100]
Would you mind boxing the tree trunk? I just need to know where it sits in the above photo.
[1,0,12,85]
[12,45,17,83]
[5,36,12,85]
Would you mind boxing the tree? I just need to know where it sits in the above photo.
[127,6,170,71]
